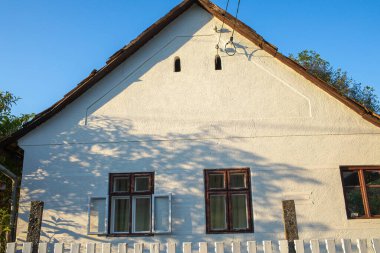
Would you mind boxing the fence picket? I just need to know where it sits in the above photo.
[232,242,240,253]
[54,243,64,253]
[39,243,48,253]
[71,243,81,253]
[102,243,111,253]
[247,241,256,253]
[9,239,378,253]
[167,242,176,253]
[325,239,336,253]
[294,240,304,253]
[199,242,207,253]
[135,244,143,253]
[215,243,223,253]
[263,241,273,253]
[151,243,159,253]
[279,240,288,253]
[341,239,352,253]
[87,243,95,253]
[6,243,16,253]
[357,239,367,253]
[184,242,192,253]
[310,240,320,253]
[23,243,33,253]
[372,239,380,253]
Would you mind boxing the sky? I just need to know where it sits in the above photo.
[1,0,380,116]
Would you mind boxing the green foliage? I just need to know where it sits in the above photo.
[290,50,380,113]
[0,91,34,139]
[0,91,34,248]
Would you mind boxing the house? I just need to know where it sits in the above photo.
[1,0,380,245]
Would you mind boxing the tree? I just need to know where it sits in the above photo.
[0,91,33,251]
[290,50,380,113]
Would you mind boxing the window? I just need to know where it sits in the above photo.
[109,173,154,235]
[204,168,253,233]
[340,166,380,219]
[215,55,222,70]
[88,197,107,235]
[174,56,181,72]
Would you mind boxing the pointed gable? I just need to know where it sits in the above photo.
[1,0,379,148]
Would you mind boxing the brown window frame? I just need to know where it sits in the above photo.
[108,172,154,236]
[340,166,380,219]
[204,168,254,233]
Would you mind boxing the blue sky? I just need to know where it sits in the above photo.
[1,0,379,116]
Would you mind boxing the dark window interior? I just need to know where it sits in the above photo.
[215,55,222,70]
[340,166,380,219]
[204,168,253,233]
[174,57,181,72]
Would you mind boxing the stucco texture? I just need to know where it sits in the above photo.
[16,4,380,247]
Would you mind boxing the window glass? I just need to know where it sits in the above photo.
[113,177,130,192]
[230,173,246,188]
[364,170,380,185]
[154,196,170,232]
[209,174,225,189]
[342,171,360,186]
[113,198,130,232]
[134,197,151,232]
[210,195,227,230]
[89,198,106,234]
[344,188,365,218]
[367,188,380,215]
[231,194,248,229]
[135,176,150,192]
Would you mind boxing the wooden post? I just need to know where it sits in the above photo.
[282,200,299,253]
[26,201,44,253]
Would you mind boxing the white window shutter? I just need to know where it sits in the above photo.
[87,196,108,235]
[152,193,172,233]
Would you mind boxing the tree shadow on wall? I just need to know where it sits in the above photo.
[18,116,329,245]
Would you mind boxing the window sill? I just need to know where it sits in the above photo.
[206,229,254,234]
[97,233,154,237]
[346,216,380,220]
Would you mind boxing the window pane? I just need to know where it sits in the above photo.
[210,195,227,230]
[344,188,365,218]
[230,173,246,188]
[209,174,225,189]
[134,197,151,232]
[113,177,130,192]
[89,198,106,233]
[231,194,248,229]
[113,198,130,232]
[154,196,170,232]
[342,171,360,186]
[367,188,380,215]
[364,170,380,185]
[135,176,150,192]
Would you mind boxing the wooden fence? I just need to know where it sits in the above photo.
[6,239,380,253]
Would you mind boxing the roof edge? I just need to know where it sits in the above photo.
[1,0,380,149]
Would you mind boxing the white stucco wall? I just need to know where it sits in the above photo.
[16,4,380,246]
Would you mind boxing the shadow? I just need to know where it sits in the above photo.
[15,4,337,247]
[17,115,328,244]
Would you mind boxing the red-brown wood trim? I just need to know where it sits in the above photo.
[108,172,154,235]
[358,170,371,217]
[204,168,253,234]
[340,166,380,219]
[2,0,380,151]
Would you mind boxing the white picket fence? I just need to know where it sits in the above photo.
[6,239,380,253]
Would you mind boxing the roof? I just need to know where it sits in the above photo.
[1,0,380,149]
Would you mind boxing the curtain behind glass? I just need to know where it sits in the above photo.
[114,198,130,232]
[210,195,227,229]
[231,194,248,229]
[135,197,151,232]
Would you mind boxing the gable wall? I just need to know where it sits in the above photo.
[16,4,380,245]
